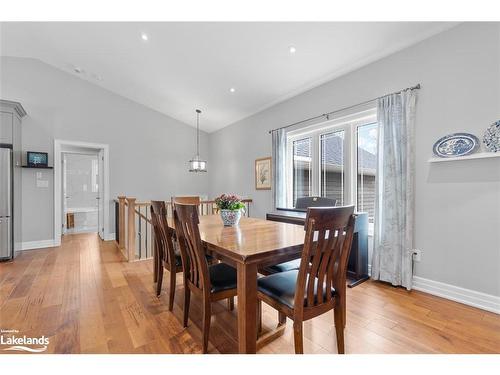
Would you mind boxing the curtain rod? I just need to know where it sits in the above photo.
[268,83,421,134]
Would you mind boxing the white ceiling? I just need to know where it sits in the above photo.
[0,22,457,132]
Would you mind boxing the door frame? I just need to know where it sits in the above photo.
[61,149,101,235]
[54,139,110,246]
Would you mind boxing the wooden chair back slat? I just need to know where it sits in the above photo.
[150,200,177,267]
[315,230,337,305]
[172,196,201,205]
[173,203,210,293]
[294,206,356,311]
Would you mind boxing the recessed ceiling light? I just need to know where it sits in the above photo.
[141,33,149,41]
[289,46,297,54]
[229,87,236,93]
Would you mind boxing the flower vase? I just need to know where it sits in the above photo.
[220,209,241,226]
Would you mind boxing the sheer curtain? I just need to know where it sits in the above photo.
[371,89,417,290]
[272,128,287,208]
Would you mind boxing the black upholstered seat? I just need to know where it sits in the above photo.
[209,263,237,293]
[257,270,336,309]
[266,259,301,273]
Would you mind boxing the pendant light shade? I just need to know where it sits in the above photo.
[189,109,207,172]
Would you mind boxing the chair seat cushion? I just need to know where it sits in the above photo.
[209,263,237,294]
[257,270,335,309]
[267,259,301,273]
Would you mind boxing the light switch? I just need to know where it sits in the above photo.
[37,180,49,188]
[36,172,42,179]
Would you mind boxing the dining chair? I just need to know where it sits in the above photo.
[150,200,183,310]
[171,196,234,309]
[261,199,336,275]
[257,205,356,354]
[174,203,239,353]
[170,196,202,217]
[172,195,201,205]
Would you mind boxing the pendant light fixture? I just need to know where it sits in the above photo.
[189,109,207,172]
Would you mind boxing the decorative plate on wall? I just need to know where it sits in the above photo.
[432,133,480,158]
[483,120,500,152]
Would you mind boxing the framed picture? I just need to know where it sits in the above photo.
[255,157,272,190]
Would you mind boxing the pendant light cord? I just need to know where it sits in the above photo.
[196,109,201,157]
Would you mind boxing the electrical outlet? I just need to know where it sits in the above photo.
[412,249,422,262]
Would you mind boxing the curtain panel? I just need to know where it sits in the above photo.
[372,89,417,290]
[272,128,287,209]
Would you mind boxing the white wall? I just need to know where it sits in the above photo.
[208,23,500,298]
[0,57,210,242]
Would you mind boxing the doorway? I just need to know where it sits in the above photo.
[54,140,109,246]
[62,152,100,234]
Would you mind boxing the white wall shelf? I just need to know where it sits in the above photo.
[428,152,500,163]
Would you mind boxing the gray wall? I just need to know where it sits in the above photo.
[0,57,210,242]
[208,23,500,297]
[1,23,499,298]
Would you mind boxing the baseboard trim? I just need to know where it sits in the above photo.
[20,233,115,251]
[104,232,116,241]
[20,239,58,251]
[412,276,500,314]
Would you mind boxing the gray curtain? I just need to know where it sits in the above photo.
[372,89,417,290]
[272,128,287,208]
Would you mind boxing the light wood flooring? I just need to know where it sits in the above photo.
[0,233,499,354]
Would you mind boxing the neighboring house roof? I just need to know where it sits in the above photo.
[293,136,377,170]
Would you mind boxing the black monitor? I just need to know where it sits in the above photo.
[27,151,48,167]
[294,196,337,211]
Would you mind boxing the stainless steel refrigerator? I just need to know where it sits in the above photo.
[0,145,13,261]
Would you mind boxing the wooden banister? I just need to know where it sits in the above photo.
[135,208,151,224]
[118,196,126,250]
[126,197,136,261]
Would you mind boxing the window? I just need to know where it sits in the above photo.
[292,138,312,206]
[356,123,377,223]
[286,107,378,226]
[320,130,345,206]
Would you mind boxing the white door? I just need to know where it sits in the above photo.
[98,149,104,239]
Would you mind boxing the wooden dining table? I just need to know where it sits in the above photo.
[168,214,306,354]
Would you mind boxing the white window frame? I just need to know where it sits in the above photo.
[285,106,377,212]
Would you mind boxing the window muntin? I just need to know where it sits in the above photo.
[320,130,345,206]
[356,123,377,223]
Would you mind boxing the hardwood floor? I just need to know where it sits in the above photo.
[0,233,499,354]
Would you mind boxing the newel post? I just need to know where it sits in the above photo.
[126,197,136,262]
[118,196,126,249]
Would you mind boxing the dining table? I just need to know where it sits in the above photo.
[168,214,306,354]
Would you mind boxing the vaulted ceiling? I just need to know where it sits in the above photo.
[0,22,456,132]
